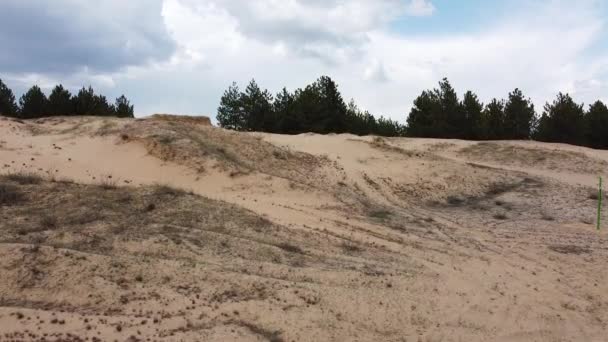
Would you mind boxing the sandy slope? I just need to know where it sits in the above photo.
[1,115,607,342]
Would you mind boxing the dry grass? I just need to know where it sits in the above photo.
[0,183,23,205]
[460,142,608,174]
[4,171,44,185]
[122,119,331,188]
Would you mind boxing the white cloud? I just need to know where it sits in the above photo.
[3,0,608,123]
[405,0,435,17]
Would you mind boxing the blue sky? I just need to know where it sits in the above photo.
[1,0,607,122]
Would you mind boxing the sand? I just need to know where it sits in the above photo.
[0,115,607,341]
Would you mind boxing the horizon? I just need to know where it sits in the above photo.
[1,0,607,122]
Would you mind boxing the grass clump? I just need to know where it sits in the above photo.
[4,171,43,185]
[493,213,508,220]
[152,184,189,197]
[277,243,304,254]
[0,183,24,205]
[368,209,392,220]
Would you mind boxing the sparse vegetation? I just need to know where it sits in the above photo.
[493,213,508,220]
[4,171,43,185]
[368,209,392,220]
[0,183,23,205]
[277,243,304,254]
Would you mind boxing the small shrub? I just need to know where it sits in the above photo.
[99,177,117,190]
[446,196,465,206]
[493,213,508,220]
[5,172,43,185]
[541,212,555,221]
[40,214,58,229]
[486,183,515,196]
[369,209,392,220]
[277,243,304,254]
[341,242,362,253]
[157,135,175,144]
[152,184,187,197]
[0,183,23,205]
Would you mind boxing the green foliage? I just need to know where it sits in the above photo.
[0,78,19,117]
[242,79,274,132]
[483,99,505,140]
[462,91,484,139]
[407,90,441,137]
[586,101,608,149]
[115,95,134,118]
[0,78,134,119]
[217,82,245,131]
[218,76,405,136]
[503,88,536,139]
[19,85,49,119]
[48,84,73,115]
[73,86,115,116]
[407,79,479,139]
[536,93,586,145]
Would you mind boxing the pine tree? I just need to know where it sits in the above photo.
[483,99,505,140]
[586,101,608,149]
[462,91,484,139]
[241,79,274,132]
[48,84,73,115]
[536,93,586,145]
[407,90,441,137]
[436,78,466,139]
[0,78,19,117]
[217,83,246,130]
[315,76,348,133]
[504,88,535,139]
[93,94,115,116]
[19,85,49,119]
[73,86,97,116]
[273,88,297,134]
[115,95,134,118]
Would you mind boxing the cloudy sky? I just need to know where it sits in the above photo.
[1,0,607,122]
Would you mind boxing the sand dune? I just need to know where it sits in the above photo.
[1,115,607,341]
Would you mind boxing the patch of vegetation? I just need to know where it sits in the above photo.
[98,176,117,190]
[341,242,362,254]
[0,183,23,205]
[493,213,508,220]
[277,243,304,254]
[368,209,392,220]
[4,171,43,185]
[541,212,555,221]
[40,214,58,229]
[549,245,591,255]
[234,321,285,342]
[152,184,189,197]
[446,196,465,206]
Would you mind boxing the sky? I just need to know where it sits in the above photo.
[1,0,608,122]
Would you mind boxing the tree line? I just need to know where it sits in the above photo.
[217,76,405,136]
[407,78,608,149]
[0,78,134,119]
[218,76,608,149]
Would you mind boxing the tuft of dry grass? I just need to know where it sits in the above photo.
[152,184,189,197]
[368,209,393,220]
[277,243,304,254]
[4,171,44,185]
[0,182,24,205]
[493,213,508,220]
